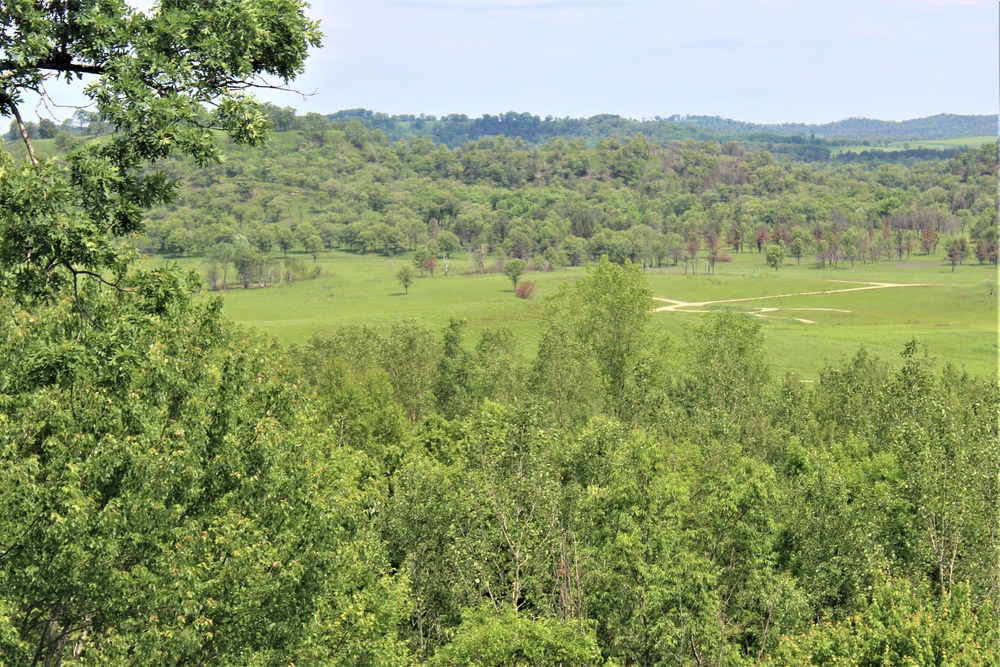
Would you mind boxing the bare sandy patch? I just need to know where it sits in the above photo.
[652,280,931,324]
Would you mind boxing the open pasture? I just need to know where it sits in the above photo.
[831,135,996,154]
[170,248,997,380]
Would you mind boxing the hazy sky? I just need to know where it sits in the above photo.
[24,0,1000,126]
[259,0,998,124]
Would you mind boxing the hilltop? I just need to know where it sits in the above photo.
[325,108,996,149]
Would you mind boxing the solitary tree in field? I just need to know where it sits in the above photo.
[766,243,785,271]
[413,245,431,275]
[815,239,830,268]
[397,265,416,294]
[503,258,527,289]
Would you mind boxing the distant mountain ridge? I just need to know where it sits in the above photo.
[678,113,998,140]
[325,109,996,150]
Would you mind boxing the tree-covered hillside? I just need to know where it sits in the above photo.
[122,110,997,284]
[323,107,997,149]
[679,113,997,141]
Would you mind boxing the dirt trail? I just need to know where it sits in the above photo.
[652,280,930,323]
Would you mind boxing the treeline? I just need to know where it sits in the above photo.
[136,116,998,284]
[679,113,997,142]
[833,147,967,164]
[325,108,996,150]
[4,259,995,664]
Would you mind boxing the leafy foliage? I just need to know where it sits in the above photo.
[0,0,320,301]
[2,5,997,665]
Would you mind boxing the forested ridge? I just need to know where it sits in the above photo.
[675,113,997,141]
[128,111,998,281]
[324,108,996,149]
[1,2,999,665]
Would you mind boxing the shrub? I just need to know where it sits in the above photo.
[718,252,732,263]
[514,281,536,300]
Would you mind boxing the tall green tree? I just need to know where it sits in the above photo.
[397,265,416,294]
[545,256,656,419]
[502,258,527,288]
[0,0,320,301]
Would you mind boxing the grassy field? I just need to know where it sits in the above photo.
[831,136,996,154]
[159,248,999,381]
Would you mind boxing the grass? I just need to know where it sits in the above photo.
[646,254,997,379]
[831,136,996,154]
[157,247,999,381]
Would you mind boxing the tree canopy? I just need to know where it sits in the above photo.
[0,0,320,301]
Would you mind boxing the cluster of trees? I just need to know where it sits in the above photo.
[202,235,323,290]
[135,112,997,281]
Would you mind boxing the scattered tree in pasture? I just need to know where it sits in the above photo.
[765,242,785,271]
[503,258,527,288]
[413,245,431,274]
[208,242,236,289]
[755,226,771,252]
[815,239,830,267]
[971,220,998,265]
[685,237,701,274]
[790,235,807,264]
[396,265,416,294]
[707,245,720,274]
[920,227,937,255]
[275,226,297,257]
[945,236,969,271]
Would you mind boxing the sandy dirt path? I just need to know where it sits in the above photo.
[652,280,930,323]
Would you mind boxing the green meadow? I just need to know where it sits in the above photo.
[162,248,998,381]
[831,135,996,154]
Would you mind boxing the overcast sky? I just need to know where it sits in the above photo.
[253,0,996,124]
[26,0,1000,126]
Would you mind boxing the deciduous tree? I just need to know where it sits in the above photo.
[396,265,416,294]
[0,0,321,301]
[502,258,527,288]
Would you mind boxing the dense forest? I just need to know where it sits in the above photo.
[673,113,997,141]
[1,2,999,665]
[119,108,999,288]
[321,108,995,150]
[2,260,997,665]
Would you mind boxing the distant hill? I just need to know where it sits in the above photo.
[678,113,997,141]
[325,109,995,157]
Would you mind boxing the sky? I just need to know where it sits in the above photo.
[258,0,999,124]
[24,0,1000,126]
